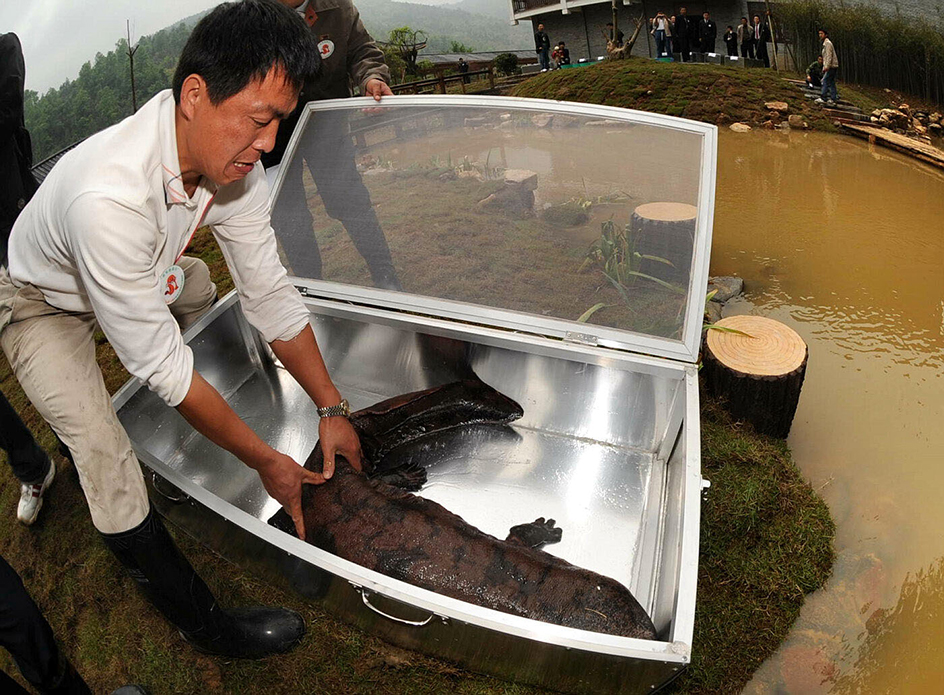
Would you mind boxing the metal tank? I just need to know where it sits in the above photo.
[113,95,716,694]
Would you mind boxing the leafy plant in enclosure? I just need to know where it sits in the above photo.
[450,40,474,53]
[577,219,683,323]
[494,53,520,76]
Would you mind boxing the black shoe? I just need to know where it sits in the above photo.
[101,508,305,659]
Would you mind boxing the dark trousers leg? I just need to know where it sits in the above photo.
[0,555,90,694]
[308,116,400,290]
[270,154,324,279]
[678,37,689,61]
[0,389,50,485]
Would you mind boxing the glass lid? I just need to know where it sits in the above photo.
[268,95,716,364]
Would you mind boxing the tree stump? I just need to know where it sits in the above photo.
[703,315,808,439]
[631,202,697,285]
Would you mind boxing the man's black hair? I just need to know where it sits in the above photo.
[172,0,321,104]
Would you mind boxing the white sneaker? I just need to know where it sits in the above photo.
[17,462,55,526]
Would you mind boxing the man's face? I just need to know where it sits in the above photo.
[742,19,748,25]
[704,13,710,20]
[680,8,687,16]
[819,31,826,41]
[818,56,824,63]
[538,24,544,31]
[184,67,297,187]
[754,16,760,24]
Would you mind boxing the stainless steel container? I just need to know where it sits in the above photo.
[113,95,716,693]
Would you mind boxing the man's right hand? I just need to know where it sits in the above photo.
[255,450,329,541]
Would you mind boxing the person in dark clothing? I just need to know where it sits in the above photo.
[674,8,692,62]
[0,553,91,694]
[699,12,717,54]
[806,55,824,88]
[0,32,58,528]
[0,553,146,694]
[0,33,37,269]
[605,22,625,48]
[557,41,571,66]
[753,14,771,68]
[723,26,738,57]
[457,57,470,83]
[535,23,551,70]
[264,0,401,290]
[737,17,754,59]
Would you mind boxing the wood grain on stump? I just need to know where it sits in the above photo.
[631,202,697,285]
[703,315,808,439]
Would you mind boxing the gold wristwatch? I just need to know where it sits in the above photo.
[317,399,350,418]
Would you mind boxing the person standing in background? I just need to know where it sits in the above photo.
[723,25,738,57]
[265,0,402,290]
[753,14,771,67]
[737,17,754,59]
[698,11,717,54]
[819,29,840,104]
[535,23,551,71]
[674,8,692,62]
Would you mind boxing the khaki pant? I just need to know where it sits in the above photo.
[0,257,216,534]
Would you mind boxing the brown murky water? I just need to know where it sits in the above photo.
[710,130,944,694]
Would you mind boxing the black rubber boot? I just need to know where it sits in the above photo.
[100,508,305,659]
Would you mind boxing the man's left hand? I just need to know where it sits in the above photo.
[364,78,393,102]
[319,415,363,479]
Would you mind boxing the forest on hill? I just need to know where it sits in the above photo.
[24,0,531,161]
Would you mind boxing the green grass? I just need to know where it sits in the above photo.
[0,230,833,693]
[510,59,879,132]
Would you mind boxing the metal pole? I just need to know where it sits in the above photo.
[126,20,138,112]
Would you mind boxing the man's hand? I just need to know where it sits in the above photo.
[256,451,328,541]
[319,416,363,479]
[364,78,393,102]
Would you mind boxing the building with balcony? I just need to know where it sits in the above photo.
[508,0,937,67]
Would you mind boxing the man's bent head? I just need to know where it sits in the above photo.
[172,0,320,105]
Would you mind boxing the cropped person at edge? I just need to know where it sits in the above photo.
[0,0,362,659]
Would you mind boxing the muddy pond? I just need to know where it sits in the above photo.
[713,130,944,694]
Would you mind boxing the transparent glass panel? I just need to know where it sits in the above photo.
[271,101,707,345]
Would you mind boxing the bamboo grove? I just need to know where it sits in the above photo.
[776,0,944,107]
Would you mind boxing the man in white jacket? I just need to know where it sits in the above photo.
[0,0,361,658]
[818,29,840,105]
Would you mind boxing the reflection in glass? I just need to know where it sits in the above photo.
[272,104,705,341]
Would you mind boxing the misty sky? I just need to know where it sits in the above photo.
[3,0,461,95]
[1,1,223,93]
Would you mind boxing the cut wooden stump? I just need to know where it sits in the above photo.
[631,202,697,285]
[703,315,808,439]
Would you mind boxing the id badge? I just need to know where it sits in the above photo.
[160,264,185,304]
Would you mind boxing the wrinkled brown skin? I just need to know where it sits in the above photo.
[270,380,657,640]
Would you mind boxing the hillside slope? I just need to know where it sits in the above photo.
[512,60,845,131]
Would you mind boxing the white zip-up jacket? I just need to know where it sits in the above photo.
[8,90,310,406]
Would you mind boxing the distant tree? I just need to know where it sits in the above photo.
[416,60,437,78]
[386,26,428,76]
[494,53,520,76]
[450,40,474,53]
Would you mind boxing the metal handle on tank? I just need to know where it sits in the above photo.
[356,587,445,628]
[150,470,190,504]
